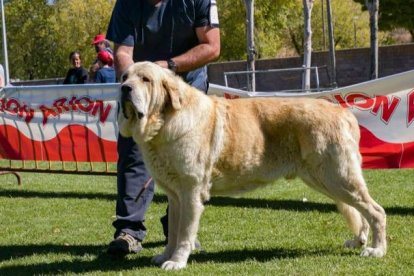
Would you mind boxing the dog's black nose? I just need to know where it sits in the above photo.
[121,84,132,96]
[121,85,132,119]
[121,85,132,103]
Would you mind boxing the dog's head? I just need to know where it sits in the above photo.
[118,61,182,141]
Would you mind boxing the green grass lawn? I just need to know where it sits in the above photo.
[0,169,413,275]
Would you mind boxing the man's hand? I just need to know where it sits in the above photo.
[113,44,134,79]
[154,60,168,69]
[157,26,220,73]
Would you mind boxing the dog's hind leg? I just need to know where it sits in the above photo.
[348,191,386,257]
[336,201,370,249]
[160,186,205,270]
[299,172,370,251]
[334,184,386,257]
[308,148,387,257]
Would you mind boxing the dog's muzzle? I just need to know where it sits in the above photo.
[120,84,144,119]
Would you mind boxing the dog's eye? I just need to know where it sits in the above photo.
[122,74,128,82]
[142,76,150,83]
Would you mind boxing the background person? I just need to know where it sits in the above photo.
[95,50,116,83]
[89,34,114,82]
[92,33,114,55]
[63,51,88,84]
[105,0,220,256]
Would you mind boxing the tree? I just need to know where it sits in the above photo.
[4,0,56,79]
[214,1,246,61]
[217,0,376,60]
[217,0,296,60]
[0,0,396,80]
[353,0,414,38]
[3,0,115,80]
[281,0,376,55]
[52,0,115,78]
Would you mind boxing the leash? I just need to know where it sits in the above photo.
[134,177,153,202]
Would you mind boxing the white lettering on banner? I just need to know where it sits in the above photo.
[0,96,113,125]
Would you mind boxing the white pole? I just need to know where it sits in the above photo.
[326,0,337,87]
[244,0,256,92]
[1,0,10,85]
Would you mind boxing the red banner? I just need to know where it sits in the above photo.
[1,70,414,168]
[208,70,414,169]
[0,84,118,162]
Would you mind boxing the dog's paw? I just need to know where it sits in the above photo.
[360,247,385,257]
[161,260,187,270]
[151,254,169,265]
[344,239,365,249]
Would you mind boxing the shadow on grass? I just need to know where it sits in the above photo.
[204,197,414,216]
[0,244,153,275]
[383,206,414,216]
[0,190,116,201]
[1,190,413,216]
[0,241,164,263]
[0,243,340,275]
[207,197,338,213]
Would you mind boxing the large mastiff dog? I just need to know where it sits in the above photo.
[119,62,386,270]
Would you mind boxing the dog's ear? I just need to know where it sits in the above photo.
[162,76,182,110]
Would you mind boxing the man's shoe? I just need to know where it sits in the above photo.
[107,232,143,255]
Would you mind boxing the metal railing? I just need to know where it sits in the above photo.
[0,159,117,186]
[224,66,327,93]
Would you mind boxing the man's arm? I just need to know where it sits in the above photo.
[155,26,220,72]
[113,44,134,79]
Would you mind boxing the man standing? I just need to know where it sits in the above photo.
[92,34,114,55]
[106,0,220,256]
[89,34,114,82]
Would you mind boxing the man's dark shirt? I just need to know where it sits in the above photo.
[106,0,219,91]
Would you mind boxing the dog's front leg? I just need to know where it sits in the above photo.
[152,192,179,265]
[161,188,204,270]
